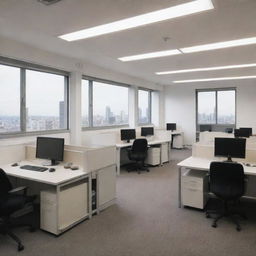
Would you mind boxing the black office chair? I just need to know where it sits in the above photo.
[0,168,36,251]
[206,162,246,231]
[127,139,149,174]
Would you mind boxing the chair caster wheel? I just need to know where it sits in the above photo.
[236,226,241,232]
[212,223,217,228]
[18,243,24,251]
[147,170,149,172]
[206,213,210,218]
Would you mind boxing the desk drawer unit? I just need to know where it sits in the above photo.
[145,147,160,166]
[182,169,208,209]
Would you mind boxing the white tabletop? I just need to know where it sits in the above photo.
[116,138,171,148]
[177,156,256,176]
[1,160,90,186]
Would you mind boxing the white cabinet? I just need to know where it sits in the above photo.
[145,147,160,166]
[173,134,184,149]
[182,169,208,209]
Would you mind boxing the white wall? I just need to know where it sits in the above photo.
[164,80,256,146]
[0,35,165,146]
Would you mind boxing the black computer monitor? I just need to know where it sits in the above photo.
[239,127,252,137]
[166,123,176,131]
[120,129,136,143]
[225,128,233,134]
[36,137,65,166]
[199,125,212,132]
[141,127,154,137]
[214,137,246,162]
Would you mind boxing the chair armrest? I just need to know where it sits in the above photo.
[9,186,28,195]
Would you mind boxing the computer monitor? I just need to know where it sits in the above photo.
[36,137,65,166]
[166,123,176,131]
[120,129,136,143]
[239,127,252,137]
[214,137,246,162]
[141,127,154,137]
[199,125,212,132]
[225,128,233,134]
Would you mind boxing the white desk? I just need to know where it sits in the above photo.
[177,156,256,208]
[1,160,91,235]
[116,138,171,175]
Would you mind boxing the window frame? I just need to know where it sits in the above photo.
[82,76,130,130]
[196,87,237,128]
[0,56,69,138]
[138,88,152,126]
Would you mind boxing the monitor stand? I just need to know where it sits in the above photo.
[126,140,130,143]
[42,159,59,166]
[224,155,233,162]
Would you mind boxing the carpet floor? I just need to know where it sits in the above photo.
[1,149,256,256]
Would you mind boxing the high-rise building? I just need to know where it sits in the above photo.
[59,101,65,129]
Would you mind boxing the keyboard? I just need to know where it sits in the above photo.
[20,165,48,172]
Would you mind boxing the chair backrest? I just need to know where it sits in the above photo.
[0,168,13,196]
[131,139,148,153]
[209,162,245,199]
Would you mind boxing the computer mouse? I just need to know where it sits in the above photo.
[49,168,56,172]
[71,166,79,170]
[11,163,19,167]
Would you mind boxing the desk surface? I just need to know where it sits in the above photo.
[1,160,89,185]
[178,156,256,176]
[116,138,171,148]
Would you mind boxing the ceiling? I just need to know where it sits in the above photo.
[0,0,256,86]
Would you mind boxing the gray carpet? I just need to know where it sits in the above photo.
[1,149,256,256]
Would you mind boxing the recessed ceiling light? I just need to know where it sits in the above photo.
[59,0,214,41]
[118,49,181,62]
[156,63,256,75]
[180,37,256,53]
[173,75,256,83]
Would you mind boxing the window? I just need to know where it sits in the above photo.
[0,59,68,136]
[81,78,129,128]
[0,64,21,133]
[26,70,67,131]
[138,89,151,124]
[81,80,90,127]
[197,89,236,126]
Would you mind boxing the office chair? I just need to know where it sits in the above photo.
[206,162,246,231]
[127,139,149,174]
[0,168,36,251]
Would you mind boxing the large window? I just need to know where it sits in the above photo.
[0,60,68,136]
[197,89,236,125]
[0,64,21,133]
[138,89,151,124]
[81,78,129,128]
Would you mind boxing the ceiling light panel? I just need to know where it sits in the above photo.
[59,0,214,41]
[180,37,256,53]
[156,63,256,75]
[119,49,181,62]
[173,75,256,83]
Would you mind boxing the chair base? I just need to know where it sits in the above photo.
[206,201,247,231]
[126,162,150,174]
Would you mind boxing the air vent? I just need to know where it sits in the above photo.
[38,0,62,5]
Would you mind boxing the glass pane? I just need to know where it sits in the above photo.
[217,90,235,124]
[93,81,129,126]
[0,64,20,133]
[138,90,150,124]
[197,91,216,124]
[26,70,66,131]
[81,80,89,127]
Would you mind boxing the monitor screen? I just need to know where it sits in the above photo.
[120,129,136,142]
[36,137,65,165]
[199,125,212,132]
[239,127,252,137]
[141,127,154,137]
[214,137,246,161]
[166,123,176,131]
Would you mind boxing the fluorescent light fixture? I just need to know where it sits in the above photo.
[118,49,181,62]
[173,75,256,83]
[156,63,256,75]
[59,0,214,41]
[180,37,256,53]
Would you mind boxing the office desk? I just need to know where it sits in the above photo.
[177,157,256,208]
[1,160,91,235]
[116,138,171,175]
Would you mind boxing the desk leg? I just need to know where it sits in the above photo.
[88,175,92,219]
[168,142,171,162]
[178,166,182,208]
[116,148,121,175]
[160,143,163,166]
